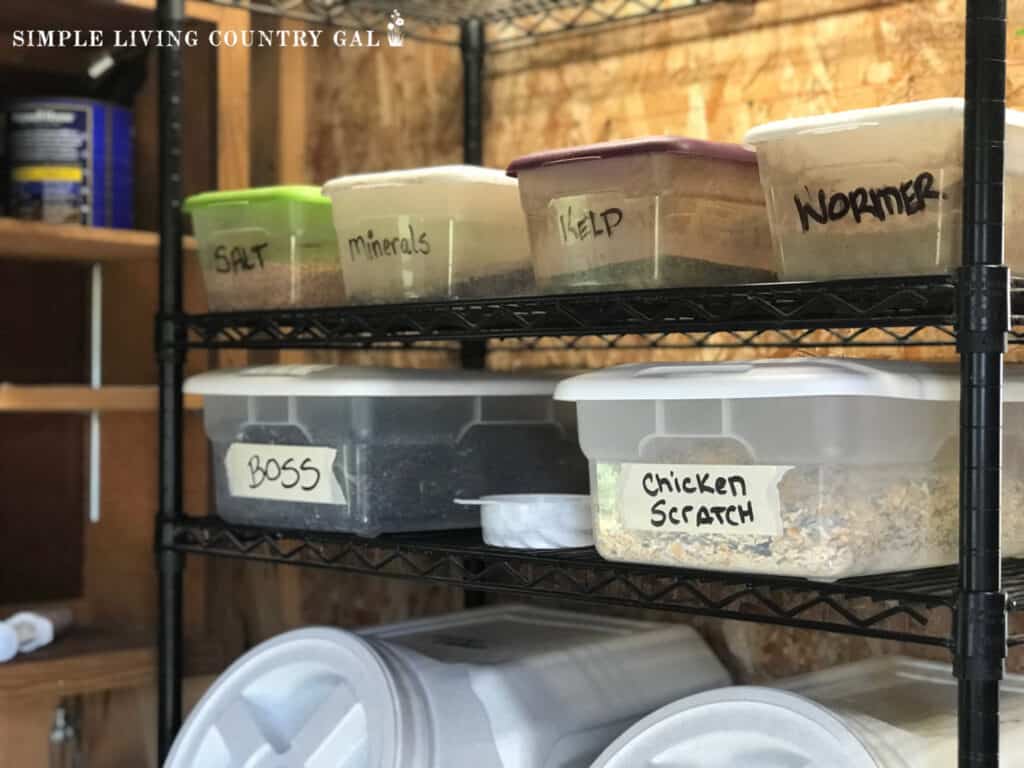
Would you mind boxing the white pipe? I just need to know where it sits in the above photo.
[89,263,102,524]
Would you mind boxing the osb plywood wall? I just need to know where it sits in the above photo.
[224,0,1024,682]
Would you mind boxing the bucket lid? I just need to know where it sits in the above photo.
[591,686,878,768]
[744,98,1024,144]
[184,364,564,397]
[506,136,755,176]
[183,185,330,213]
[165,627,400,768]
[323,164,515,194]
[555,358,1024,402]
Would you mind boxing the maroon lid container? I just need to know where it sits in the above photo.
[506,136,756,177]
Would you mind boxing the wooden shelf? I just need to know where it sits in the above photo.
[0,218,196,263]
[0,628,222,701]
[0,385,202,413]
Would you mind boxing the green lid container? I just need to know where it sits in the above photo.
[183,185,332,212]
[184,186,342,312]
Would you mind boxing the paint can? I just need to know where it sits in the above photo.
[5,98,134,228]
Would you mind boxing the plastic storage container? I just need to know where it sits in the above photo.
[506,137,775,293]
[165,605,732,768]
[745,99,1024,279]
[185,365,588,537]
[456,493,593,549]
[592,656,1024,768]
[322,166,532,302]
[555,359,1024,579]
[184,186,342,311]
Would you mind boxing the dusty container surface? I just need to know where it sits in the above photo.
[555,359,1024,579]
[184,365,588,537]
[506,137,775,293]
[745,99,1024,279]
[592,657,1024,768]
[184,186,342,311]
[165,605,732,768]
[322,165,532,302]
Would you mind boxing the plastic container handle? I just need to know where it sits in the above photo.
[634,363,752,378]
[799,121,881,136]
[454,498,492,506]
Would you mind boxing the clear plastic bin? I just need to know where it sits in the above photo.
[183,186,342,311]
[506,137,775,293]
[745,99,1024,279]
[321,166,532,302]
[185,365,588,537]
[555,359,1024,579]
[593,657,1024,768]
[166,605,732,768]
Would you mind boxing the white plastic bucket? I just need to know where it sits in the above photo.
[165,605,730,768]
[591,657,1024,768]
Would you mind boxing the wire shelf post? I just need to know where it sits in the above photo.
[156,0,186,759]
[956,2,1010,766]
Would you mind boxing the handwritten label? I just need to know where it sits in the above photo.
[539,194,653,277]
[344,219,432,262]
[211,227,271,274]
[557,203,624,243]
[618,463,790,536]
[793,171,946,232]
[225,443,346,505]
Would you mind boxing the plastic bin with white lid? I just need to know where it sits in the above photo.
[592,656,1024,768]
[185,365,588,537]
[183,186,342,311]
[506,137,775,293]
[321,165,532,302]
[744,99,1024,279]
[554,358,1024,579]
[164,604,731,768]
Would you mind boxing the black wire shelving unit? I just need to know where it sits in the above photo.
[155,1,1015,766]
[181,0,745,47]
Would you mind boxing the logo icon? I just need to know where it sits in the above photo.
[387,9,405,47]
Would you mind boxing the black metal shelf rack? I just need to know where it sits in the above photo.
[155,1,1014,766]
[171,518,1024,649]
[181,0,738,47]
[179,273,1024,350]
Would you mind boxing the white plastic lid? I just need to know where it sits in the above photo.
[323,164,516,194]
[745,98,1024,144]
[457,494,593,549]
[165,627,400,768]
[555,359,1024,403]
[592,686,878,768]
[184,364,564,397]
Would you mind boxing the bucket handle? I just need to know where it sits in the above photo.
[454,498,490,506]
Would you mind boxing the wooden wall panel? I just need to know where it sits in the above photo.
[0,415,85,604]
[83,674,215,768]
[307,40,462,176]
[84,412,208,630]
